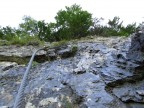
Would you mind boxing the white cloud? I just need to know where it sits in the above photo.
[0,0,144,27]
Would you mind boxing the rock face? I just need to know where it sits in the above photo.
[109,27,144,107]
[0,62,17,72]
[0,45,77,64]
[0,36,144,108]
[0,45,47,64]
[127,29,144,63]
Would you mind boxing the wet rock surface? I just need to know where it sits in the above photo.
[0,36,144,108]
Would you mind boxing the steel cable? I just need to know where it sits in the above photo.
[13,47,48,108]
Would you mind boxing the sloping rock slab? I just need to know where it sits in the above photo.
[0,45,77,64]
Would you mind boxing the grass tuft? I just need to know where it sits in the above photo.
[9,36,44,46]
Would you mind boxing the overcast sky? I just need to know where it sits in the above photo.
[0,0,144,27]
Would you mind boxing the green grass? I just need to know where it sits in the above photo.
[10,36,44,46]
[0,36,44,46]
[32,61,39,67]
[51,40,69,47]
[61,96,78,108]
[0,40,10,46]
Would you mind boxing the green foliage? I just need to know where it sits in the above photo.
[52,40,68,47]
[32,61,39,67]
[37,20,49,40]
[0,5,140,45]
[1,26,16,40]
[19,16,38,36]
[61,96,78,108]
[108,16,123,31]
[9,36,44,46]
[107,16,123,36]
[90,17,106,36]
[120,23,136,36]
[55,4,92,40]
[19,16,55,42]
[0,26,4,39]
[40,22,55,42]
[90,16,137,37]
[71,45,78,56]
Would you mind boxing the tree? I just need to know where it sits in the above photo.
[0,26,4,39]
[2,26,16,40]
[37,20,48,40]
[120,23,136,36]
[108,16,123,30]
[18,16,55,41]
[107,16,123,36]
[55,4,92,40]
[37,21,55,41]
[19,16,38,36]
[90,17,105,36]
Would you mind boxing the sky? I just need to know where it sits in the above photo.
[0,0,144,27]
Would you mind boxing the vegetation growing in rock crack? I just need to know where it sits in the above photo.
[71,46,78,56]
[61,96,78,108]
[52,40,68,47]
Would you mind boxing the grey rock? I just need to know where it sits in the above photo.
[0,45,45,57]
[0,62,17,72]
[127,32,144,62]
[136,90,144,96]
[57,46,72,57]
[46,48,57,59]
[0,45,77,64]
[100,65,133,84]
[0,106,9,108]
[112,80,144,103]
[73,68,86,74]
[1,37,144,108]
[0,45,47,64]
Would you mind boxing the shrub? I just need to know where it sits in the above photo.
[71,45,78,56]
[55,4,92,40]
[90,16,137,37]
